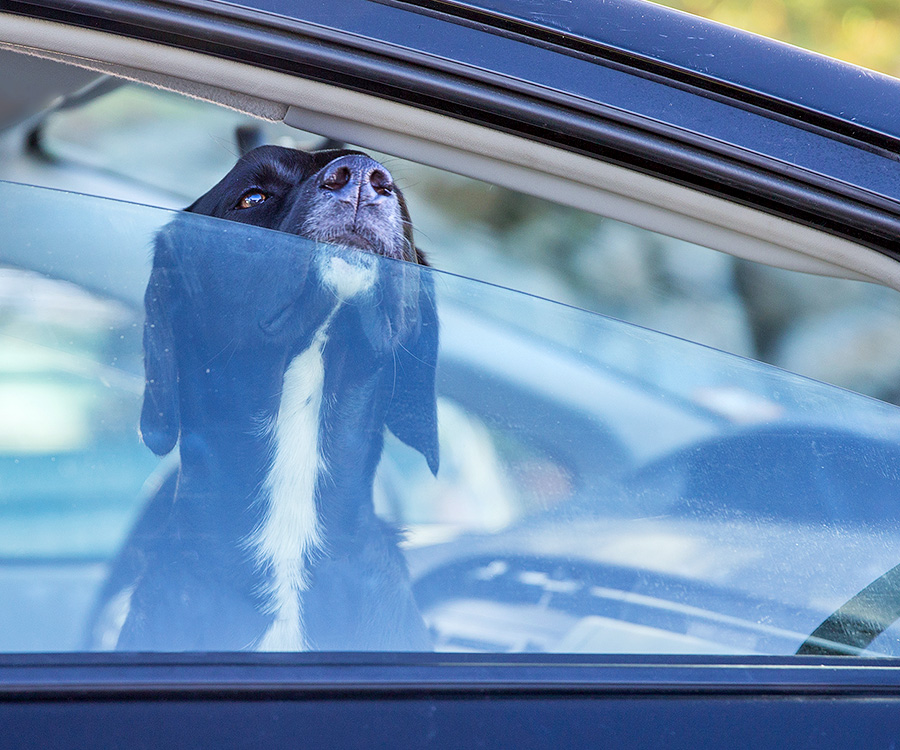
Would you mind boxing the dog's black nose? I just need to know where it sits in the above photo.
[318,155,395,205]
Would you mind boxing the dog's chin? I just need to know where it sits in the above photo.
[311,230,404,261]
[330,233,388,256]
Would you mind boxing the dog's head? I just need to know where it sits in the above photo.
[140,145,438,474]
[185,145,426,265]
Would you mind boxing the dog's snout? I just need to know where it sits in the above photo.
[369,169,393,196]
[321,165,352,192]
[318,156,395,205]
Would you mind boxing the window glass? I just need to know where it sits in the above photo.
[30,84,900,408]
[2,180,900,655]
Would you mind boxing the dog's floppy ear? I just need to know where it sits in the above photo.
[384,273,440,476]
[140,230,180,456]
[396,190,428,266]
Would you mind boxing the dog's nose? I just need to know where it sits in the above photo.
[318,155,395,206]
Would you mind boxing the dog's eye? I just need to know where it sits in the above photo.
[236,190,268,209]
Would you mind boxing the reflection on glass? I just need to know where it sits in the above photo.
[3,181,900,656]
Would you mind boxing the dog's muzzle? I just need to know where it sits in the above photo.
[297,155,408,261]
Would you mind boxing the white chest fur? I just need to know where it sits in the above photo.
[251,251,377,651]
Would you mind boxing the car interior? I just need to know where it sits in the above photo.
[4,23,900,658]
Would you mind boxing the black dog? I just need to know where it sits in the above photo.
[97,146,438,651]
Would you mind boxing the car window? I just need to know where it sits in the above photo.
[29,83,900,409]
[3,179,900,655]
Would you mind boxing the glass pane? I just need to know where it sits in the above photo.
[3,179,900,655]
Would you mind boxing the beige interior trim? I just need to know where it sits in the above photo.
[2,12,899,290]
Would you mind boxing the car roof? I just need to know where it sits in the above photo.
[228,0,900,150]
[439,0,900,145]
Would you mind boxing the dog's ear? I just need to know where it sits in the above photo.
[140,232,180,456]
[384,273,440,476]
[395,190,428,266]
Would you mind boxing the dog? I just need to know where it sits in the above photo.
[94,145,438,651]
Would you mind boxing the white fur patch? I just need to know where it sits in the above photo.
[251,320,332,651]
[249,252,377,651]
[102,585,135,651]
[320,253,377,300]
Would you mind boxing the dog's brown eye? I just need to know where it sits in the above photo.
[237,190,268,209]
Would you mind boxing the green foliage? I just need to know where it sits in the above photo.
[651,0,900,76]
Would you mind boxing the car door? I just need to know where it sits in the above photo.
[4,2,900,745]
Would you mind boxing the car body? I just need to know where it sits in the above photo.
[3,0,900,745]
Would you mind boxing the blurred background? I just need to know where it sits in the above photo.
[652,0,900,77]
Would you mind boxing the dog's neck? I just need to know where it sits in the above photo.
[167,252,396,650]
[246,314,328,650]
[251,255,381,650]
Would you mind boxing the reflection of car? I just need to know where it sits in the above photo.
[4,0,900,743]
